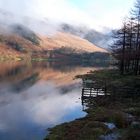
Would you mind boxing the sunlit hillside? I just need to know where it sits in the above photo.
[45,32,107,53]
[0,25,108,60]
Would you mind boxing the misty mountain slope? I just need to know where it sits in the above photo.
[0,43,22,59]
[0,30,43,58]
[38,32,107,53]
[0,28,107,56]
[11,24,40,45]
[60,23,111,49]
[0,29,107,60]
[47,32,107,53]
[0,9,110,49]
[0,9,108,59]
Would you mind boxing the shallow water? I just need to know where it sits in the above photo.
[0,61,104,140]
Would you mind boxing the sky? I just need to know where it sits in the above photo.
[0,0,136,31]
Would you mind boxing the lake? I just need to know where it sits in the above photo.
[0,61,108,140]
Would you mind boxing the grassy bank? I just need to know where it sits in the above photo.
[0,56,24,61]
[45,69,140,140]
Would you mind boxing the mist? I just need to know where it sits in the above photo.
[0,0,119,35]
[0,0,129,48]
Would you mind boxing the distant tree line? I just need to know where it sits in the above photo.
[111,0,140,75]
[50,46,110,62]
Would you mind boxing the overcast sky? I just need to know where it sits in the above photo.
[0,0,136,30]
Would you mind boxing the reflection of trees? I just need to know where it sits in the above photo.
[0,62,36,83]
[12,73,39,92]
[31,59,110,73]
[0,61,110,92]
[46,60,110,73]
[5,65,26,77]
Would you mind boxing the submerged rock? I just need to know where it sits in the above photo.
[104,123,116,130]
[99,133,120,140]
[99,123,119,140]
[131,121,140,128]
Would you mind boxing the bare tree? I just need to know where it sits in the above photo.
[111,0,140,75]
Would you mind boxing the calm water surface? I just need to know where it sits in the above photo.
[0,61,103,140]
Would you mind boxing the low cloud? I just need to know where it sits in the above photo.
[0,0,136,34]
[0,0,135,31]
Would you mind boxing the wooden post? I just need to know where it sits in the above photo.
[97,88,98,96]
[90,88,92,97]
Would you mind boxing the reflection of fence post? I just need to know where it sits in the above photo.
[90,88,91,97]
[81,88,84,110]
[105,80,107,95]
[82,88,84,99]
[112,87,116,101]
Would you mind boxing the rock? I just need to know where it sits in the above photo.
[99,133,120,140]
[131,121,140,129]
[125,113,135,124]
[104,123,116,130]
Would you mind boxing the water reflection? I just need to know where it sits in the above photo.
[0,61,103,140]
[0,82,85,140]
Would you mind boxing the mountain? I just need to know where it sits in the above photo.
[11,24,40,45]
[40,32,107,53]
[60,23,111,49]
[0,23,108,60]
[0,10,108,60]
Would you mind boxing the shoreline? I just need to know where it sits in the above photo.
[45,69,140,140]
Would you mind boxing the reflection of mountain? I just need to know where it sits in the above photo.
[0,62,87,140]
[0,80,86,140]
[11,73,39,92]
[0,62,37,83]
[0,60,110,86]
[0,62,99,91]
